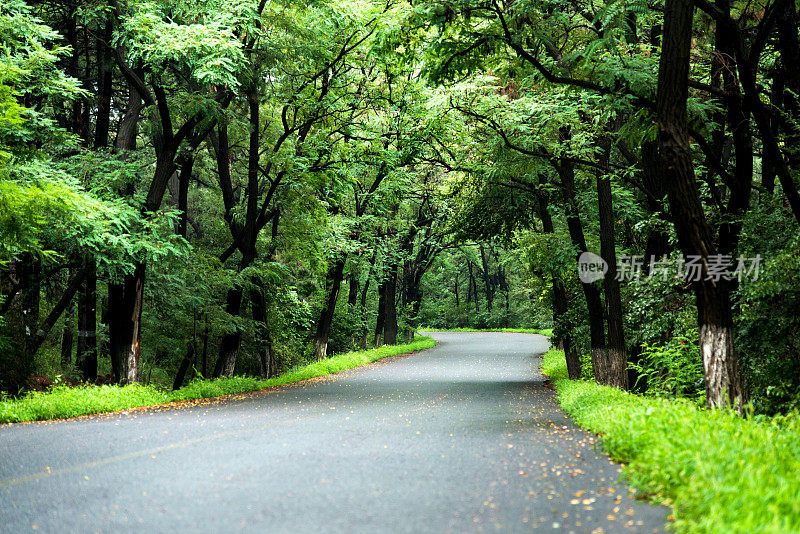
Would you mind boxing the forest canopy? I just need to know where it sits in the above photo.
[2,0,799,416]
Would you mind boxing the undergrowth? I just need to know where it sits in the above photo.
[0,336,435,424]
[541,348,800,533]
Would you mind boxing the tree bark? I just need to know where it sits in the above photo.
[76,259,97,381]
[172,343,195,391]
[60,301,74,368]
[214,287,243,377]
[251,286,277,378]
[556,155,606,377]
[383,264,399,345]
[656,0,743,411]
[536,192,581,380]
[373,279,387,346]
[313,259,346,360]
[108,263,144,385]
[596,137,629,389]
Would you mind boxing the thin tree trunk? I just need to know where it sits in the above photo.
[93,20,114,149]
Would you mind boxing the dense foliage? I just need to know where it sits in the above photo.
[2,0,800,417]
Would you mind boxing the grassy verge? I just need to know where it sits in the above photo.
[420,327,553,337]
[0,336,435,424]
[541,348,800,533]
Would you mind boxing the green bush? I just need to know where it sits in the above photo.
[542,348,800,533]
[630,330,705,405]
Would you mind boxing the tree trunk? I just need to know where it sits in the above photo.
[93,20,114,149]
[172,343,195,391]
[557,157,606,375]
[596,140,629,389]
[76,259,97,381]
[60,301,74,368]
[313,259,346,360]
[373,279,387,347]
[656,0,743,410]
[214,288,243,377]
[251,286,277,379]
[383,265,399,345]
[537,192,581,379]
[108,263,144,385]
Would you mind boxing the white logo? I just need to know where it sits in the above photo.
[578,251,608,283]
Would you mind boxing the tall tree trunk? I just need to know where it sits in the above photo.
[347,274,359,307]
[557,156,606,379]
[60,300,74,368]
[1,255,40,391]
[76,259,97,381]
[479,244,494,312]
[93,20,114,149]
[214,287,243,377]
[108,263,144,384]
[596,138,629,389]
[373,279,387,347]
[656,0,743,411]
[536,193,582,379]
[173,343,195,391]
[251,286,277,379]
[314,259,346,360]
[383,265,399,345]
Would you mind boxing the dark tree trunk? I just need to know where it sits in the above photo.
[314,259,346,360]
[640,141,672,273]
[656,0,743,411]
[93,20,114,149]
[108,263,144,384]
[115,75,143,152]
[214,287,243,377]
[173,343,195,391]
[359,263,372,349]
[251,286,277,379]
[454,272,460,308]
[76,260,97,381]
[347,274,358,307]
[596,138,629,389]
[383,265,399,345]
[557,156,606,376]
[373,279,387,347]
[479,244,494,312]
[537,193,581,379]
[60,301,74,368]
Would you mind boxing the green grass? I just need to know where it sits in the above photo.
[420,327,553,336]
[0,336,435,424]
[541,348,800,533]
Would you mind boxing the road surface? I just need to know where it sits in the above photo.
[0,331,667,533]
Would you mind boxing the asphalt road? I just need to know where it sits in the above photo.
[0,332,667,533]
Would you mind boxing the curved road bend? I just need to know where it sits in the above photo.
[0,331,667,533]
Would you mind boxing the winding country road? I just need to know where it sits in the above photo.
[0,332,667,533]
